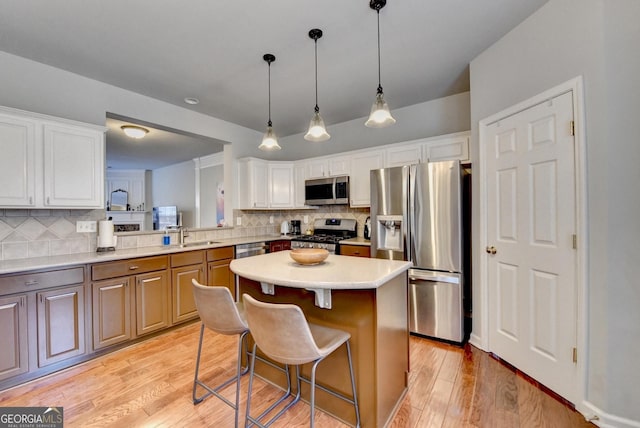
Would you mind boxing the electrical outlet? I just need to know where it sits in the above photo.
[236,217,242,226]
[304,215,309,224]
[269,215,274,224]
[76,220,97,233]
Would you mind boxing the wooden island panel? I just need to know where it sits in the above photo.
[239,271,408,428]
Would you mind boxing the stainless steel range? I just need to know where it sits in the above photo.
[290,218,357,254]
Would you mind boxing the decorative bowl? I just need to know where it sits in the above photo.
[289,248,329,265]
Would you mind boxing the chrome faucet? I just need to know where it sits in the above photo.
[179,227,189,246]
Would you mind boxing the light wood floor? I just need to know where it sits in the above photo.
[0,322,594,427]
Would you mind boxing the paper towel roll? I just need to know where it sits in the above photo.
[98,220,115,248]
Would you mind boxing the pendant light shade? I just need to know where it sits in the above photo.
[365,0,396,128]
[259,53,281,151]
[304,29,330,142]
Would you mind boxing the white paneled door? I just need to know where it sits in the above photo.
[485,91,577,401]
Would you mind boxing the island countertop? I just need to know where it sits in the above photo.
[230,250,411,290]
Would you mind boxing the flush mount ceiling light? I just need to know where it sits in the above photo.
[121,125,149,139]
[365,0,396,128]
[304,28,330,142]
[184,97,199,105]
[259,53,281,151]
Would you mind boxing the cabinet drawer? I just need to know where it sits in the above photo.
[171,250,205,267]
[92,255,168,281]
[0,266,84,295]
[206,246,234,262]
[340,245,371,258]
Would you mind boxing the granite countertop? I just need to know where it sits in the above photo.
[0,235,288,275]
[230,250,411,290]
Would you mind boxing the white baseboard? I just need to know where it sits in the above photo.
[468,333,485,351]
[578,401,640,428]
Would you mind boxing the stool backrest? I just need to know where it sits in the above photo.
[242,294,322,365]
[192,279,247,335]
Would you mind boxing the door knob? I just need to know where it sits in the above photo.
[485,246,497,255]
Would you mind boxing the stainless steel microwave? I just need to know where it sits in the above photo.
[305,176,349,205]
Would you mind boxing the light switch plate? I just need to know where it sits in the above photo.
[269,215,274,224]
[76,220,97,233]
[236,217,242,226]
[304,215,309,224]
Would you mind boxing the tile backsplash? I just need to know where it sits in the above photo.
[0,206,370,261]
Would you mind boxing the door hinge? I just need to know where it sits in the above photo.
[572,347,578,363]
[572,234,577,249]
[570,121,575,136]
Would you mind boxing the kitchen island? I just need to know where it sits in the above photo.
[230,251,412,428]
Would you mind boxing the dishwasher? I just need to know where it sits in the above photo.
[234,242,268,259]
[233,242,268,301]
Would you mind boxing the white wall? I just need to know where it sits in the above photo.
[250,92,471,161]
[0,51,262,150]
[151,161,196,228]
[469,0,639,423]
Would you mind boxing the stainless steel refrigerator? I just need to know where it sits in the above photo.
[370,161,467,343]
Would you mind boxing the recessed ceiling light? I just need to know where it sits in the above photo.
[121,125,149,139]
[184,97,200,105]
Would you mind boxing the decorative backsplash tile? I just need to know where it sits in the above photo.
[0,206,370,261]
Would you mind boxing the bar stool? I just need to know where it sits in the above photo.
[242,294,361,428]
[191,280,249,427]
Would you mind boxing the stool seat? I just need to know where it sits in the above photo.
[243,294,360,428]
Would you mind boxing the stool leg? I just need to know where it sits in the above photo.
[309,359,323,428]
[192,323,207,404]
[234,331,249,428]
[346,340,361,428]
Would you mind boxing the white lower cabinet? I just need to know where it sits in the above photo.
[0,106,106,209]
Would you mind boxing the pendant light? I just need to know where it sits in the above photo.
[259,53,281,151]
[365,0,396,128]
[304,28,330,142]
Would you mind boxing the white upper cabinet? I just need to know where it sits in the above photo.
[385,142,423,167]
[237,158,296,209]
[293,163,307,208]
[306,155,350,179]
[384,131,470,167]
[0,106,106,209]
[268,163,294,208]
[237,158,268,209]
[0,113,37,206]
[423,132,469,163]
[43,123,105,208]
[349,150,385,207]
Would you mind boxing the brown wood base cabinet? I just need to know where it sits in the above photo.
[91,255,169,350]
[206,246,235,298]
[0,266,87,388]
[37,285,85,367]
[340,244,371,258]
[0,294,28,382]
[171,251,205,324]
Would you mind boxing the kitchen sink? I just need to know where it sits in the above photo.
[178,240,220,248]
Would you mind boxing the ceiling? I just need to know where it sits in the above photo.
[0,0,548,169]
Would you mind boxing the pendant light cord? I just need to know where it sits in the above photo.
[267,60,272,126]
[376,9,383,95]
[314,38,320,113]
